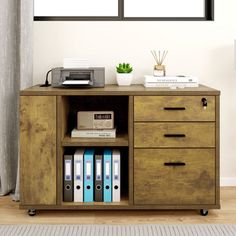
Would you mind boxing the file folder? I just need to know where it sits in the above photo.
[63,154,73,202]
[94,150,103,202]
[112,149,121,202]
[84,149,95,202]
[103,149,112,202]
[74,149,84,202]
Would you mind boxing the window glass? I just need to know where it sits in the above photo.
[124,0,205,18]
[34,0,119,17]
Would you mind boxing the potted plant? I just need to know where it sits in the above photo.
[116,63,133,86]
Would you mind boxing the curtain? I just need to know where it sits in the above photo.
[0,0,33,198]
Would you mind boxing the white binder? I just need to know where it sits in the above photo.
[74,149,84,202]
[112,149,121,202]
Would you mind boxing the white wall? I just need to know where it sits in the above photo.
[33,0,236,183]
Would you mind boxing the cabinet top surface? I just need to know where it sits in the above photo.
[20,84,220,96]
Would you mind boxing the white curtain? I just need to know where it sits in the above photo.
[0,0,33,199]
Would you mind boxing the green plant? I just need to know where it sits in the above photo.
[116,63,133,73]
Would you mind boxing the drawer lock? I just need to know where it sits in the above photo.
[201,98,208,110]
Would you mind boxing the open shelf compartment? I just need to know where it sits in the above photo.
[60,147,129,206]
[60,95,129,144]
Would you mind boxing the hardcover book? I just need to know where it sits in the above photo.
[71,128,116,138]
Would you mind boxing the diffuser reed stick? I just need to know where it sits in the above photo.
[151,50,168,76]
[151,50,168,65]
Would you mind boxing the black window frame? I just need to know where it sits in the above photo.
[34,0,214,21]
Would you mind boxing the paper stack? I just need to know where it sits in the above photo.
[63,58,89,68]
[144,75,199,89]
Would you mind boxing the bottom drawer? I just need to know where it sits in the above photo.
[134,149,215,205]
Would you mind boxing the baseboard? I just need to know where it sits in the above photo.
[220,177,236,186]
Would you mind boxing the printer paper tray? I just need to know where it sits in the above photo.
[62,80,90,85]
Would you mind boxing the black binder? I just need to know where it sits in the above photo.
[63,154,73,202]
[94,151,103,202]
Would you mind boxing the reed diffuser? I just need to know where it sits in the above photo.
[151,50,168,77]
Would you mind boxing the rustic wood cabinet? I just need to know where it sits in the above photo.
[20,84,220,216]
[20,96,57,206]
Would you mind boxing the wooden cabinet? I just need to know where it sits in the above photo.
[19,85,220,215]
[134,94,219,210]
[20,96,57,205]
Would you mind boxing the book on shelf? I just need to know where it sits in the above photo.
[71,128,116,138]
[144,82,199,88]
[144,75,199,83]
[143,75,199,88]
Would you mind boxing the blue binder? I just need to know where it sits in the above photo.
[84,149,95,202]
[103,149,112,202]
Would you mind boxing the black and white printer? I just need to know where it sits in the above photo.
[51,67,105,88]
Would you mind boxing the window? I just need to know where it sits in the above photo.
[34,0,214,21]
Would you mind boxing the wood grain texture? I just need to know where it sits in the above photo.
[19,87,220,212]
[134,96,215,121]
[20,96,57,205]
[61,96,69,141]
[134,122,215,148]
[56,96,63,204]
[215,95,220,205]
[134,149,215,205]
[20,84,220,96]
[128,96,134,205]
[62,134,129,147]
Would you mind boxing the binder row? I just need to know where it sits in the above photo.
[63,149,121,203]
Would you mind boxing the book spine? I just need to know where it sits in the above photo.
[144,76,198,83]
[72,130,116,138]
[144,83,199,88]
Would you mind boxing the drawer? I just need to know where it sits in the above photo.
[134,122,215,148]
[134,96,215,121]
[134,149,216,205]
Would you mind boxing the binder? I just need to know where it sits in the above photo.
[74,149,84,202]
[112,149,121,202]
[63,154,73,202]
[103,149,112,202]
[84,149,95,202]
[94,150,103,202]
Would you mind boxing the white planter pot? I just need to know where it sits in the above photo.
[116,73,133,86]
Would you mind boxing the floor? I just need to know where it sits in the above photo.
[0,187,235,225]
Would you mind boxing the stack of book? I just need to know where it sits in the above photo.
[63,148,121,203]
[144,75,199,88]
[71,128,116,138]
[71,111,116,138]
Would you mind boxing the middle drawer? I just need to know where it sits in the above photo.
[134,122,215,148]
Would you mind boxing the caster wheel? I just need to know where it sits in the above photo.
[200,209,208,216]
[28,209,36,216]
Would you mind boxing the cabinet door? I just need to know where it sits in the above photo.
[134,149,215,205]
[20,96,56,205]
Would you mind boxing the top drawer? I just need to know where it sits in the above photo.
[134,96,215,121]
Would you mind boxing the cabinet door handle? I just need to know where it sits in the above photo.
[164,107,186,110]
[164,162,186,166]
[164,134,186,138]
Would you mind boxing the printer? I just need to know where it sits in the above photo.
[51,67,105,88]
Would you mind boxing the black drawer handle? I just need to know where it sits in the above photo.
[164,162,186,166]
[164,107,186,110]
[164,134,186,138]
